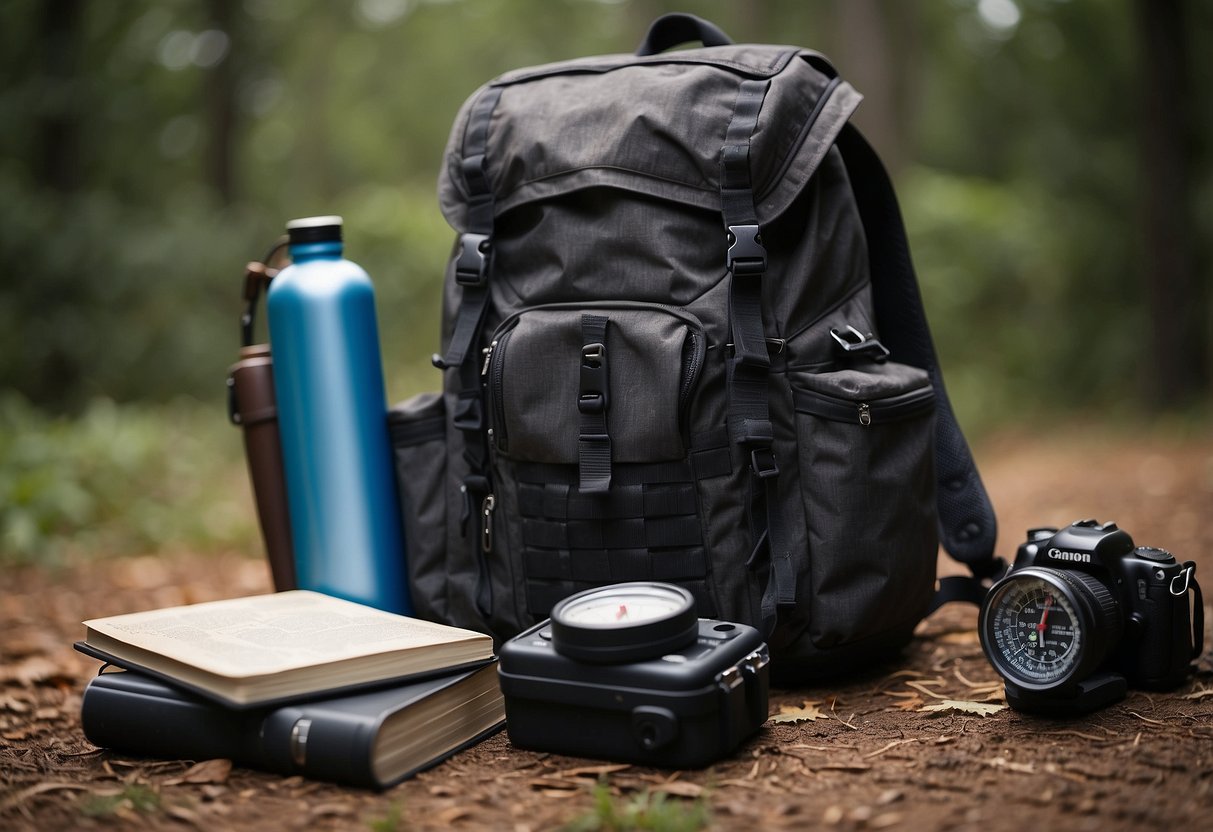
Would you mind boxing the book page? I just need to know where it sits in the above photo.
[84,591,490,679]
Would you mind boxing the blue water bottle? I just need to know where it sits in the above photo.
[267,216,411,614]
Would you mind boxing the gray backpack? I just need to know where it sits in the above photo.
[390,14,1002,678]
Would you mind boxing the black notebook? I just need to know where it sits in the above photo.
[81,664,504,790]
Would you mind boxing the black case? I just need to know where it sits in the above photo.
[498,619,769,767]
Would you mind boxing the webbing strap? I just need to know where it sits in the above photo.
[440,86,505,618]
[721,79,772,455]
[577,314,612,494]
[518,482,699,521]
[437,86,503,372]
[720,79,795,633]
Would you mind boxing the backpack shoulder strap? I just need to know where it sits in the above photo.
[833,124,1005,599]
[720,77,797,636]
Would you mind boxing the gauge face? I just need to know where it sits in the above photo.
[557,586,689,627]
[549,582,698,663]
[981,573,1085,688]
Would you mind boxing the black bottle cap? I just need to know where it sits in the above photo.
[286,215,343,245]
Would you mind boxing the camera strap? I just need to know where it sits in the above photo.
[1177,561,1204,660]
[927,573,1004,614]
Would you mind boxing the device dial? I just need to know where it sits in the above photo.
[979,567,1120,691]
[549,582,698,663]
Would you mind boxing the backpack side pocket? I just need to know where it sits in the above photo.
[389,392,448,622]
[792,361,938,649]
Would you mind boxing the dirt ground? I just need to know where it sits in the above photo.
[2,425,1211,831]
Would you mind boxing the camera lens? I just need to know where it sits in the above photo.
[979,567,1123,691]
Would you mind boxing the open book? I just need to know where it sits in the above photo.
[76,590,493,707]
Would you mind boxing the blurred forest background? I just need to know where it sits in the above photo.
[1,0,1209,564]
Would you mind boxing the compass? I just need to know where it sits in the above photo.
[549,582,698,663]
[979,567,1121,691]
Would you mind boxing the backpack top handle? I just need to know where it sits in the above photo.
[635,13,733,56]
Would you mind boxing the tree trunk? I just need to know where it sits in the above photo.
[36,0,85,193]
[834,0,916,177]
[1135,0,1208,406]
[206,0,239,204]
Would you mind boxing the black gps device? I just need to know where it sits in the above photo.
[498,582,770,767]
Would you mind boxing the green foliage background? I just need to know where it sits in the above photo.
[0,0,1209,561]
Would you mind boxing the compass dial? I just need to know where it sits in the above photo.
[981,573,1085,687]
[550,582,698,663]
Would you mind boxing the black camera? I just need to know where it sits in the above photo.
[979,520,1204,715]
[498,582,769,767]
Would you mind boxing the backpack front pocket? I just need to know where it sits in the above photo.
[792,361,938,649]
[487,303,704,469]
[388,392,448,622]
[484,303,710,617]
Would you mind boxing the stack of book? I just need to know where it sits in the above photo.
[76,590,503,789]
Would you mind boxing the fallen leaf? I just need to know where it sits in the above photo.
[552,763,631,778]
[0,692,31,713]
[0,782,92,813]
[919,699,1007,717]
[308,802,355,819]
[986,756,1036,774]
[437,806,472,824]
[771,701,830,723]
[165,804,204,825]
[0,655,75,687]
[936,630,981,645]
[891,695,925,712]
[655,781,704,798]
[163,759,232,786]
[871,811,904,828]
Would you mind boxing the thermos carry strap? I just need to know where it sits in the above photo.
[227,237,296,593]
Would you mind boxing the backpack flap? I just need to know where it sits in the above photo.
[436,49,861,235]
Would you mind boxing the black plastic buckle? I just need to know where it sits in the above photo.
[726,224,766,276]
[454,232,491,287]
[451,394,484,432]
[225,374,240,425]
[578,342,608,414]
[830,325,890,362]
[750,447,779,479]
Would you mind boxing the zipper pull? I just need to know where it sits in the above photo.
[857,403,872,426]
[481,494,496,553]
[480,339,498,376]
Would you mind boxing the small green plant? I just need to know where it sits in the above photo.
[78,783,162,818]
[367,801,407,832]
[562,781,710,832]
[0,394,258,565]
